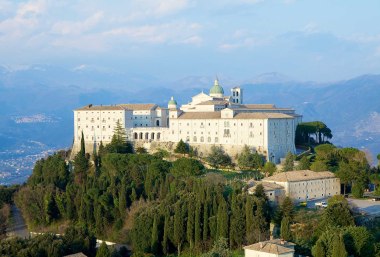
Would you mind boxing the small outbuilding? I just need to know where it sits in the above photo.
[244,239,295,257]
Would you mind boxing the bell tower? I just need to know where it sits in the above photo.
[231,87,243,104]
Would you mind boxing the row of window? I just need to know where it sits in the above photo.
[297,192,336,200]
[78,125,112,130]
[79,111,122,114]
[77,117,121,122]
[173,122,262,127]
[185,136,219,143]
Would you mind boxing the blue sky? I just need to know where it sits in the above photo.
[1,0,380,81]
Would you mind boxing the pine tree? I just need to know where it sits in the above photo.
[280,217,292,241]
[297,156,311,170]
[174,139,189,155]
[331,233,347,257]
[262,161,277,177]
[113,120,126,143]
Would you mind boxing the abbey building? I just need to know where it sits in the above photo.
[72,79,302,163]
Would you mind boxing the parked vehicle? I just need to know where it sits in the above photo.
[299,201,307,207]
[315,201,328,208]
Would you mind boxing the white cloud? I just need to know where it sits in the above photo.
[120,0,191,22]
[51,11,104,35]
[180,35,203,46]
[17,0,46,17]
[303,22,319,34]
[219,37,258,51]
[103,22,202,45]
[283,0,296,4]
[345,34,380,44]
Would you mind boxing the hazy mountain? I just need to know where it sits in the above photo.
[1,68,380,184]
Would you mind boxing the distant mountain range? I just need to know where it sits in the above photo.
[0,66,379,183]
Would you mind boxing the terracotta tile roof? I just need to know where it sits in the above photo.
[64,253,87,257]
[75,105,126,111]
[198,100,229,105]
[263,170,336,182]
[234,112,293,119]
[75,103,158,111]
[178,112,222,119]
[242,104,277,109]
[244,241,295,254]
[118,103,158,110]
[248,181,284,193]
[177,111,294,120]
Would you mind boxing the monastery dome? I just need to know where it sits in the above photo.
[209,79,224,96]
[168,96,177,108]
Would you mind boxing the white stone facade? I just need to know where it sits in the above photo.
[72,79,302,163]
[262,170,341,202]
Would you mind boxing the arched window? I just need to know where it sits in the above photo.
[139,132,143,140]
[151,133,155,140]
[200,136,204,142]
[236,91,239,96]
[145,133,149,140]
[156,120,160,126]
[193,136,197,142]
[134,132,138,140]
[157,133,161,140]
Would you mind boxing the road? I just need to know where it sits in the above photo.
[347,198,380,216]
[6,204,29,238]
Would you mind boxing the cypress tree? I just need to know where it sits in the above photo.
[74,133,89,185]
[282,152,295,172]
[216,198,228,239]
[174,202,184,255]
[312,240,326,257]
[187,200,195,250]
[80,131,86,155]
[245,196,254,243]
[118,183,127,217]
[280,216,292,241]
[203,203,209,241]
[331,234,347,257]
[96,242,111,257]
[230,194,245,248]
[162,210,170,255]
[194,200,202,247]
[151,215,159,254]
[281,197,294,220]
